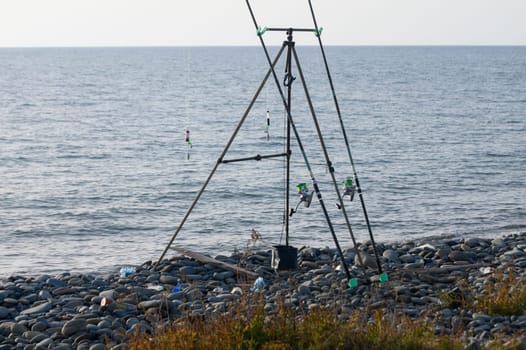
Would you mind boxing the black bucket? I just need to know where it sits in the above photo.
[271,245,298,271]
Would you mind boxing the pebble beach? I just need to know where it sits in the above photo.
[1,232,526,350]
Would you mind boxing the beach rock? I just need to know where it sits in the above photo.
[61,318,87,337]
[399,254,418,263]
[138,300,161,310]
[159,274,179,285]
[35,337,54,349]
[491,238,506,249]
[436,247,451,259]
[354,252,378,270]
[0,306,10,319]
[37,290,52,300]
[89,343,107,350]
[54,344,74,350]
[46,278,66,288]
[53,287,76,296]
[448,251,476,263]
[31,321,48,332]
[382,249,399,262]
[99,289,116,300]
[20,302,53,315]
[213,271,234,281]
[11,322,28,336]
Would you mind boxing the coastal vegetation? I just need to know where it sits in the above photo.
[129,267,526,350]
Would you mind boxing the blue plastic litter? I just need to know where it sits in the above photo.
[252,277,265,292]
[172,283,182,293]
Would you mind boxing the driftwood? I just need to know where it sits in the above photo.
[172,247,259,280]
[388,263,489,284]
[400,263,486,274]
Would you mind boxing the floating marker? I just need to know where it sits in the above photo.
[185,128,191,145]
[185,128,192,160]
[348,278,358,288]
[265,110,270,140]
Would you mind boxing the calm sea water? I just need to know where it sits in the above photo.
[1,46,525,276]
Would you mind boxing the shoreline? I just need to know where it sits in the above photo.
[1,232,526,349]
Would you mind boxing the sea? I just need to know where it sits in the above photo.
[0,46,525,276]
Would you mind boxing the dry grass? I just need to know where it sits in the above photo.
[127,268,526,349]
[128,297,462,350]
[474,267,526,317]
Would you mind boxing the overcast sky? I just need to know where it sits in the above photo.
[1,0,525,47]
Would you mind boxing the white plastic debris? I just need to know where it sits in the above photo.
[231,287,243,295]
[119,266,136,278]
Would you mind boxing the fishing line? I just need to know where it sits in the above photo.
[184,47,192,160]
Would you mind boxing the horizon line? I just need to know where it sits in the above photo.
[1,44,525,49]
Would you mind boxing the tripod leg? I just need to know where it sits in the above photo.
[154,44,288,269]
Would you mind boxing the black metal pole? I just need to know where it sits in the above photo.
[284,29,294,247]
[154,44,287,268]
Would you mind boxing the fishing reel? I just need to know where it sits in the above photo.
[336,177,356,209]
[342,177,356,201]
[290,183,314,216]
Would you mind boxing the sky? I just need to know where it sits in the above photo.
[0,0,525,47]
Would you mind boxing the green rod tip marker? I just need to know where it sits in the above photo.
[379,272,389,283]
[348,278,358,288]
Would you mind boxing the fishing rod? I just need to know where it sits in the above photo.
[307,0,384,277]
[291,45,371,280]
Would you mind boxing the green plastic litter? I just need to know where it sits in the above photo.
[379,272,389,283]
[314,27,323,37]
[257,27,269,36]
[348,278,358,288]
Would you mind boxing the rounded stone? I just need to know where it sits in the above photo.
[159,274,179,285]
[0,306,9,319]
[382,249,400,262]
[34,337,54,350]
[61,318,87,337]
